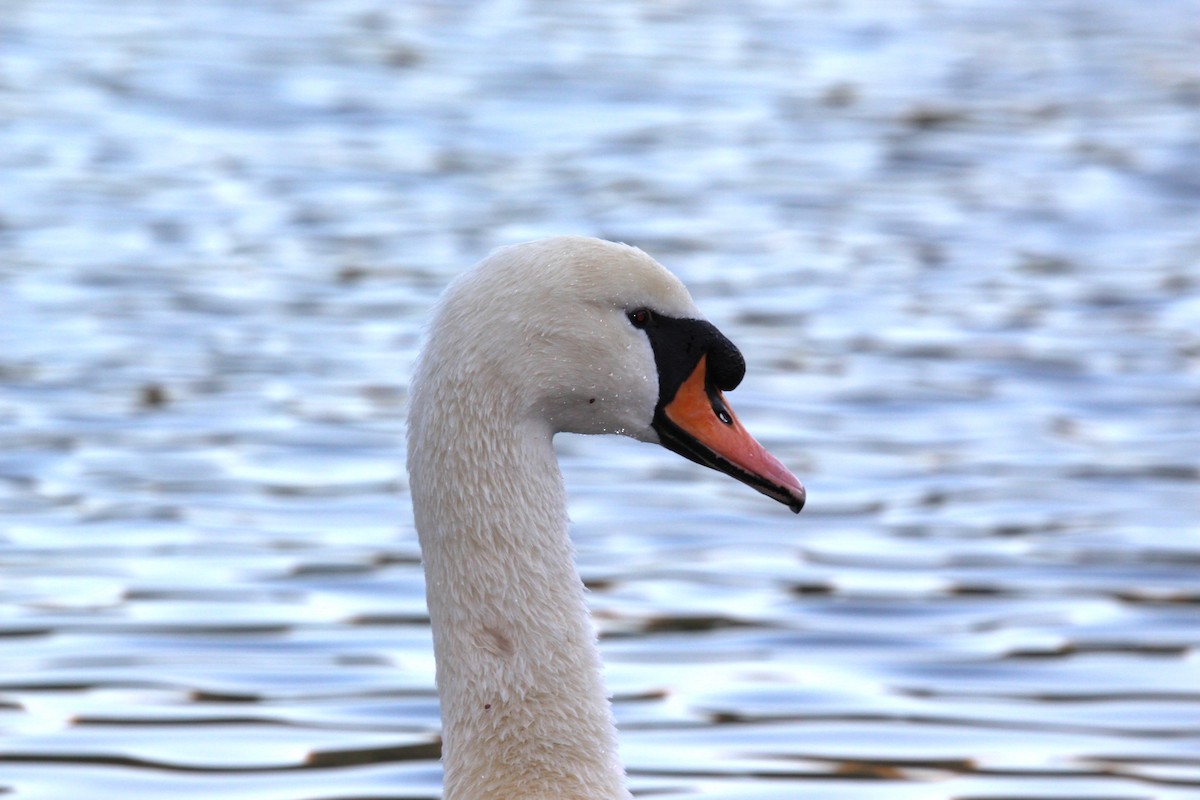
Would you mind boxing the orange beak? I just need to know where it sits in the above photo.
[658,355,805,513]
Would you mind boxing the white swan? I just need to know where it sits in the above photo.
[406,236,805,800]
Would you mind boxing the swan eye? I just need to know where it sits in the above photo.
[628,308,653,328]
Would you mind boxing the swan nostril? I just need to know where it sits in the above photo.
[706,383,735,425]
[712,397,733,425]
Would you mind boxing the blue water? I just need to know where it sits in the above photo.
[2,1,1198,798]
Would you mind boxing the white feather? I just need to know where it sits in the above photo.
[407,236,702,799]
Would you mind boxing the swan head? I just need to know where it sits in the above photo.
[415,236,805,512]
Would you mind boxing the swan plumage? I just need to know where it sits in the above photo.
[407,236,804,799]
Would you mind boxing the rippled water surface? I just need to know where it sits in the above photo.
[2,1,1199,798]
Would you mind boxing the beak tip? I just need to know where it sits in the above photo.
[787,485,806,514]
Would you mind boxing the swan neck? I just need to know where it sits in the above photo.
[409,396,629,800]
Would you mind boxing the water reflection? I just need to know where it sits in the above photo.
[2,0,1200,798]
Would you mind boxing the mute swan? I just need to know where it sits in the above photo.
[407,236,805,799]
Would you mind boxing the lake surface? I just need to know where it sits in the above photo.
[2,1,1199,798]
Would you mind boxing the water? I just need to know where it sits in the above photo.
[2,1,1199,798]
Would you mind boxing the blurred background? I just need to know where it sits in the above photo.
[2,1,1199,798]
